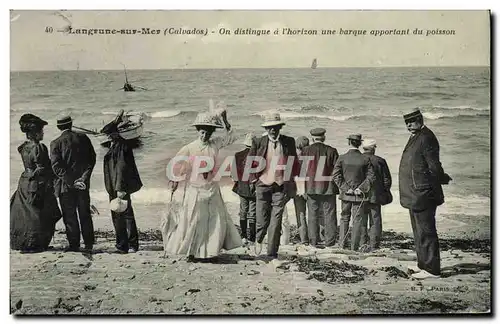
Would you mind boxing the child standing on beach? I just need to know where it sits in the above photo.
[232,133,257,245]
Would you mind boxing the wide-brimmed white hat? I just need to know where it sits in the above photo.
[192,112,224,128]
[362,138,377,149]
[243,133,256,146]
[261,112,286,127]
[110,197,128,213]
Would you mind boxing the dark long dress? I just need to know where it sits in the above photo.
[10,141,62,251]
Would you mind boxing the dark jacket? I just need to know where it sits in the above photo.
[232,147,255,198]
[247,134,299,197]
[301,142,339,195]
[399,126,451,211]
[103,139,143,196]
[333,149,374,202]
[363,152,392,205]
[50,130,96,197]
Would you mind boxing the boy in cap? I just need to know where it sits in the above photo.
[301,128,339,248]
[362,139,392,251]
[332,134,374,251]
[398,108,452,279]
[232,133,257,245]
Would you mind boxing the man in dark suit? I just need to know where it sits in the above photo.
[247,112,299,264]
[50,115,97,252]
[399,109,452,279]
[333,134,374,251]
[232,133,257,245]
[101,119,143,254]
[362,139,392,251]
[301,128,339,248]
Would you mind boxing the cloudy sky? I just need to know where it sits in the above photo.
[10,10,490,71]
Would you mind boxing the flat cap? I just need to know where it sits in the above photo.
[310,127,326,136]
[403,108,423,122]
[362,138,377,149]
[347,134,362,141]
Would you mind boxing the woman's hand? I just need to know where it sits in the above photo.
[117,191,126,199]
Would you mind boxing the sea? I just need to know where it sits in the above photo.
[9,67,491,235]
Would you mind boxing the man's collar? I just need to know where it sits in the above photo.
[268,134,281,143]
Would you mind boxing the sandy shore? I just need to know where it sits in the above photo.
[10,222,491,315]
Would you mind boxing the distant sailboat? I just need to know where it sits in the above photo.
[311,58,317,69]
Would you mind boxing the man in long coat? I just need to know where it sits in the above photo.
[399,108,452,279]
[50,115,96,252]
[101,119,143,253]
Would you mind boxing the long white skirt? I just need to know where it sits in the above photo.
[162,182,242,259]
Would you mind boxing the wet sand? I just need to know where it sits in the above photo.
[10,224,491,315]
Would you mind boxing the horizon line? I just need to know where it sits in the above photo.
[10,65,491,72]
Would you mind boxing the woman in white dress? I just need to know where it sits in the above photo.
[162,110,242,261]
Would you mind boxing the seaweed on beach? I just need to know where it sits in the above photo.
[287,256,368,284]
[380,230,491,254]
[379,266,410,279]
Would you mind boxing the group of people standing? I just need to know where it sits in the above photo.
[161,107,452,280]
[11,105,452,280]
[230,112,393,262]
[10,111,143,254]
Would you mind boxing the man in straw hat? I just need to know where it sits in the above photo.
[300,128,339,248]
[247,112,300,264]
[399,108,452,279]
[50,114,97,252]
[361,138,393,251]
[232,133,257,245]
[333,134,375,251]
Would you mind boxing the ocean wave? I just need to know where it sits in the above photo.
[149,110,182,118]
[430,77,447,82]
[252,110,488,122]
[431,105,489,111]
[87,187,490,218]
[423,112,490,120]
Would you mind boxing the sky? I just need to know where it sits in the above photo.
[10,10,490,71]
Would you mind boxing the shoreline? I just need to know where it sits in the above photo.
[10,225,491,315]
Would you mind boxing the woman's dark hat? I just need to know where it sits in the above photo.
[19,113,48,127]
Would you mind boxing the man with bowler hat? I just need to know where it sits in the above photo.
[50,115,97,252]
[399,108,452,279]
[333,134,374,251]
[301,128,339,248]
[248,112,299,265]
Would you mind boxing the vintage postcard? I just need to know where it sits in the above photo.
[9,10,491,315]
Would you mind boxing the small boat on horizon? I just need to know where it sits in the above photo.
[311,58,317,69]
